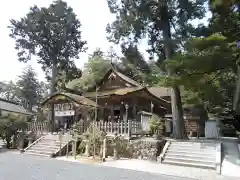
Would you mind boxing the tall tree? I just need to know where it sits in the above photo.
[163,34,238,117]
[209,0,240,113]
[16,66,42,110]
[106,0,207,138]
[0,81,20,103]
[8,0,87,95]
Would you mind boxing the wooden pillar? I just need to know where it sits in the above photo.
[120,102,124,120]
[132,103,137,120]
[151,101,154,114]
[125,104,129,121]
[100,107,104,120]
[111,105,114,122]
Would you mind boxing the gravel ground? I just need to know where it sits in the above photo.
[0,152,192,180]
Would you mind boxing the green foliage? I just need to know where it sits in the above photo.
[148,115,165,136]
[106,0,207,57]
[8,0,87,93]
[67,48,111,91]
[161,34,239,116]
[106,0,207,139]
[77,124,104,156]
[16,66,43,109]
[0,81,20,103]
[0,113,27,148]
[0,66,48,108]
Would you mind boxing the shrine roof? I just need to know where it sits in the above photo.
[84,87,144,98]
[41,92,98,107]
[84,87,171,108]
[84,86,170,102]
[91,68,141,91]
[147,87,171,99]
[0,98,32,115]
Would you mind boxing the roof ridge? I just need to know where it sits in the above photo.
[111,68,142,87]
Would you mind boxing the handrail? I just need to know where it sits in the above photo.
[24,135,45,151]
[53,138,73,157]
[159,140,171,162]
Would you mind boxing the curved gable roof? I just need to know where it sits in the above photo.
[41,92,98,108]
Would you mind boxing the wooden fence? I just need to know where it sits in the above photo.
[24,119,142,137]
[25,121,51,134]
[73,120,142,136]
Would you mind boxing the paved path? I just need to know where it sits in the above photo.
[0,152,192,180]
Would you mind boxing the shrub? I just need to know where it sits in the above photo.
[148,115,165,136]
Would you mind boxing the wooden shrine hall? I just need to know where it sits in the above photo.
[40,68,172,136]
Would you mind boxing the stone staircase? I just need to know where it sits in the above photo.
[24,134,72,157]
[162,141,218,169]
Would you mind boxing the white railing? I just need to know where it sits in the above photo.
[26,121,50,133]
[73,120,142,137]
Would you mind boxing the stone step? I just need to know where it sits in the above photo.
[38,142,68,146]
[170,142,216,147]
[33,144,60,150]
[42,138,71,142]
[166,149,214,156]
[168,146,216,152]
[171,142,217,147]
[26,149,54,155]
[163,159,216,169]
[24,152,51,157]
[165,153,216,160]
[164,156,216,164]
[30,146,59,152]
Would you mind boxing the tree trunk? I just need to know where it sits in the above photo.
[233,65,240,113]
[162,9,185,139]
[50,62,58,132]
[51,62,58,94]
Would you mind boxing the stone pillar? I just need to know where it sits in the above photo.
[72,140,77,159]
[11,134,17,149]
[18,134,25,152]
[28,137,33,147]
[84,140,90,157]
[102,138,107,162]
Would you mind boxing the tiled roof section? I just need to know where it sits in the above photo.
[0,98,32,115]
[41,92,98,107]
[112,69,141,87]
[84,87,144,98]
[147,87,171,98]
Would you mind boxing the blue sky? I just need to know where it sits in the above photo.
[0,0,209,82]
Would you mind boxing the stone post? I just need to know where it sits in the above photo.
[84,140,90,157]
[66,139,69,158]
[11,134,17,149]
[113,134,120,160]
[72,139,77,159]
[18,133,25,152]
[28,137,33,147]
[102,138,107,162]
[58,131,63,156]
[74,140,77,159]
